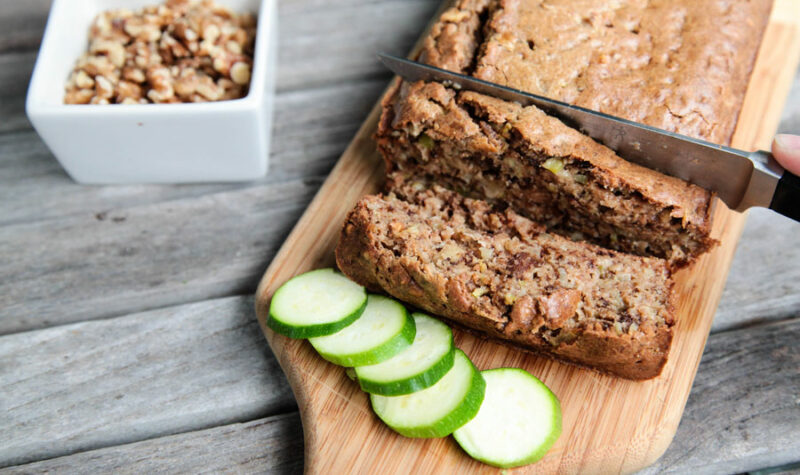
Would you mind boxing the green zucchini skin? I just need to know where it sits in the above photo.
[371,350,486,438]
[268,297,366,338]
[357,345,455,396]
[311,297,415,367]
[267,268,367,339]
[453,368,562,468]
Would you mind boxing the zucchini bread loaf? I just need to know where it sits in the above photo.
[335,0,771,379]
[377,0,771,266]
[336,185,674,380]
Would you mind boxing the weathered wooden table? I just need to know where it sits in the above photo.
[1,1,799,473]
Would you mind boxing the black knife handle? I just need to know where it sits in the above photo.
[769,171,800,222]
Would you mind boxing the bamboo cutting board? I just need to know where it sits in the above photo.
[255,1,800,472]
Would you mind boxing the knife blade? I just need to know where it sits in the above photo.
[378,53,800,221]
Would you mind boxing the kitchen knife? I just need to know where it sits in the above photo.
[378,53,800,221]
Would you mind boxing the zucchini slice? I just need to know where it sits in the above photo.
[453,368,562,468]
[267,268,367,338]
[355,312,454,396]
[309,294,415,367]
[371,349,485,438]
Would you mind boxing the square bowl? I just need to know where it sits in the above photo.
[26,0,277,184]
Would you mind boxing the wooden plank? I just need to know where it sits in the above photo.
[276,0,440,91]
[641,316,800,475]
[0,181,317,334]
[4,315,797,474]
[2,413,304,475]
[714,208,800,332]
[0,0,49,53]
[268,80,387,179]
[0,52,36,134]
[0,0,795,470]
[0,296,297,467]
[253,1,800,473]
[0,78,386,226]
[0,0,434,224]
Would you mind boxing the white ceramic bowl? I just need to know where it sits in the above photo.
[26,0,277,184]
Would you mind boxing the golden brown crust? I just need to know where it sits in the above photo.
[415,0,772,144]
[417,0,493,72]
[472,0,773,144]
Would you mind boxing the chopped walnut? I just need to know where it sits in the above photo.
[64,0,256,105]
[439,8,471,23]
[230,61,250,85]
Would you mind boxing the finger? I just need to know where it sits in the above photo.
[772,134,800,176]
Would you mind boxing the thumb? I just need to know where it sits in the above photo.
[772,134,800,176]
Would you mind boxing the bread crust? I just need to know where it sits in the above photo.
[414,0,772,144]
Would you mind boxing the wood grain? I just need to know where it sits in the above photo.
[254,1,800,473]
[714,207,800,332]
[0,181,318,334]
[0,0,440,87]
[0,0,49,53]
[0,0,439,134]
[276,0,440,91]
[0,296,295,467]
[642,317,800,475]
[0,0,439,227]
[3,413,304,475]
[0,52,37,134]
[1,0,796,337]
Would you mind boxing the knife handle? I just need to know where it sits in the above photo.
[769,170,800,222]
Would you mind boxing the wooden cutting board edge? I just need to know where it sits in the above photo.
[255,2,800,473]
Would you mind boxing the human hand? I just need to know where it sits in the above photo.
[772,134,800,175]
[768,134,800,222]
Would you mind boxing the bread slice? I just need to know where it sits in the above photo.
[336,184,674,380]
[378,82,716,267]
